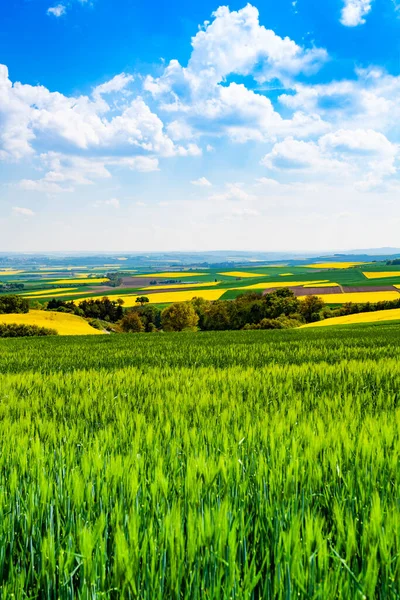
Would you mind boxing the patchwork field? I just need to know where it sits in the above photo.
[3,257,400,308]
[1,324,400,596]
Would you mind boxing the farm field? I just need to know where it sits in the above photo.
[300,291,400,304]
[4,257,400,307]
[363,271,400,279]
[0,310,103,335]
[303,308,400,328]
[1,324,400,596]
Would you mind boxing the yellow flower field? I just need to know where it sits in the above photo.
[0,270,23,276]
[0,311,103,336]
[299,291,400,304]
[77,289,225,307]
[363,271,400,279]
[242,280,328,290]
[44,278,109,285]
[141,282,220,291]
[302,308,400,328]
[305,262,365,269]
[134,272,209,278]
[279,273,294,276]
[23,288,80,297]
[219,271,269,278]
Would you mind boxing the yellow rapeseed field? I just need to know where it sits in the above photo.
[305,262,365,269]
[279,273,294,276]
[134,272,209,278]
[141,282,220,291]
[363,271,400,279]
[299,291,400,304]
[77,289,225,307]
[219,271,269,278]
[43,278,109,285]
[0,270,23,276]
[302,308,400,328]
[0,311,103,335]
[242,281,328,290]
[23,288,80,297]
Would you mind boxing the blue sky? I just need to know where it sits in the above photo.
[1,0,400,251]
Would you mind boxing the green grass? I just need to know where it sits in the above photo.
[1,324,400,597]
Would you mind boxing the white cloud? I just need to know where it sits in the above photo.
[47,4,66,17]
[0,66,196,162]
[144,5,327,143]
[340,0,373,26]
[146,4,327,96]
[261,137,346,173]
[17,153,160,195]
[18,179,72,194]
[93,73,134,99]
[261,129,398,190]
[191,177,212,187]
[210,183,254,202]
[12,206,35,216]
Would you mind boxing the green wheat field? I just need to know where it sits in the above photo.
[1,323,400,598]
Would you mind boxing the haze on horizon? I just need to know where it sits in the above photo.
[1,0,400,252]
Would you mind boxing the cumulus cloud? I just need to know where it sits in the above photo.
[341,0,373,26]
[191,177,212,187]
[47,4,66,17]
[262,129,398,190]
[210,183,255,202]
[93,73,134,99]
[261,138,346,173]
[12,206,35,216]
[144,4,328,143]
[0,65,196,163]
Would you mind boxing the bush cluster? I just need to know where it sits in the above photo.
[119,289,324,333]
[0,323,57,337]
[0,295,29,314]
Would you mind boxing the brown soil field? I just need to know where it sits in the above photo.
[342,286,397,293]
[263,286,341,297]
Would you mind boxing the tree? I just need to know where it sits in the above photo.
[0,295,29,314]
[120,311,145,333]
[203,301,231,331]
[136,296,150,307]
[299,295,325,323]
[161,302,199,332]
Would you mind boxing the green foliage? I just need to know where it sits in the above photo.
[47,297,124,322]
[0,324,400,596]
[0,323,57,337]
[299,294,325,323]
[0,294,29,314]
[120,311,145,333]
[135,296,150,306]
[0,283,24,292]
[161,301,199,331]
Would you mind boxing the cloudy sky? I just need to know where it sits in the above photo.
[1,0,400,252]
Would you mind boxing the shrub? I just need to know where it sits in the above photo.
[0,323,57,337]
[0,295,29,314]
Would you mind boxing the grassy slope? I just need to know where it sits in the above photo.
[0,310,103,335]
